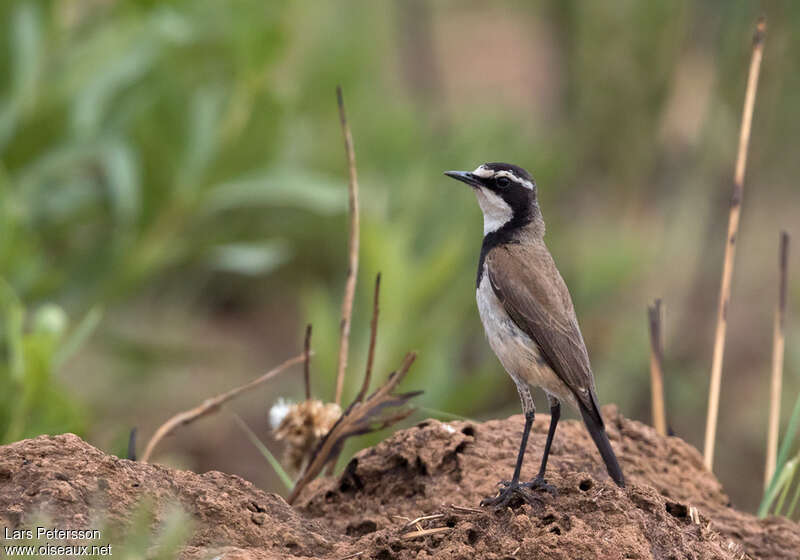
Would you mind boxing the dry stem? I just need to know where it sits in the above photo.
[127,428,137,461]
[401,527,451,540]
[334,85,360,406]
[354,274,381,404]
[338,552,364,560]
[304,324,313,400]
[446,504,483,514]
[703,18,766,470]
[287,352,419,504]
[141,353,307,462]
[648,299,667,436]
[765,231,790,488]
[400,513,444,530]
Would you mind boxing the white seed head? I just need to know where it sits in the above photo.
[269,397,293,430]
[272,399,342,473]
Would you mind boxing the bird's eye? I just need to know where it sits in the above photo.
[496,177,510,187]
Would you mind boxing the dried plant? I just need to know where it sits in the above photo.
[287,351,421,504]
[648,299,667,436]
[334,85,361,406]
[271,399,343,473]
[270,275,419,495]
[765,231,790,488]
[268,90,420,499]
[704,18,766,471]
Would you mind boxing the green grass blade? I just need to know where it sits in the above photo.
[775,395,800,479]
[786,468,800,519]
[10,3,42,110]
[230,411,293,491]
[760,393,800,517]
[54,306,103,368]
[774,458,798,516]
[761,458,798,518]
[2,298,25,383]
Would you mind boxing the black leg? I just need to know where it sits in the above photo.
[536,399,560,479]
[480,411,540,508]
[510,411,535,484]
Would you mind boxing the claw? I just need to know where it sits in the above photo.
[521,476,557,496]
[480,480,543,509]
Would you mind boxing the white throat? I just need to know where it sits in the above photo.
[474,187,512,235]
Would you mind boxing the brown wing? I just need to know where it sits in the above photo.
[486,242,602,420]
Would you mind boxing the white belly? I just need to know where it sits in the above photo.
[476,269,577,408]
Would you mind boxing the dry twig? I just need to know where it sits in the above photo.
[401,527,451,540]
[304,324,313,400]
[287,352,421,504]
[648,299,667,436]
[126,428,137,461]
[280,91,420,505]
[400,513,444,530]
[447,504,483,514]
[141,353,307,462]
[354,274,381,404]
[704,18,766,470]
[689,506,701,525]
[334,85,360,406]
[765,231,790,487]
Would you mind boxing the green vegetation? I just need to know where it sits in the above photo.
[760,393,800,518]
[0,281,92,441]
[108,501,193,560]
[1,0,799,515]
[11,501,193,560]
[231,410,293,491]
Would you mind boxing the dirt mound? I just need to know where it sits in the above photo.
[1,407,797,559]
[0,433,336,559]
[297,406,798,559]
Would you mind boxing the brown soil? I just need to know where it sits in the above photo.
[1,406,797,559]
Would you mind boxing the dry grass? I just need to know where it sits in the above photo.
[334,85,361,406]
[703,18,767,471]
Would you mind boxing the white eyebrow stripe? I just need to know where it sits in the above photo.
[494,170,535,190]
[470,165,534,190]
[472,165,494,178]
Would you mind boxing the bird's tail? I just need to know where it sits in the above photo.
[579,403,625,488]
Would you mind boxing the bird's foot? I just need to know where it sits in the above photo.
[520,476,557,496]
[481,480,545,509]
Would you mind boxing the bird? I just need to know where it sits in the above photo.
[444,162,625,507]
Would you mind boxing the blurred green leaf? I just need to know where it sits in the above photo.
[204,169,347,215]
[208,240,290,276]
[0,3,41,150]
[178,87,225,192]
[73,42,158,138]
[102,140,140,226]
[55,306,103,368]
[1,284,25,383]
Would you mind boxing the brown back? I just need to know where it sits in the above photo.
[486,239,602,421]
